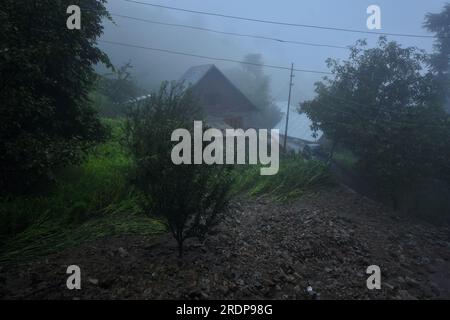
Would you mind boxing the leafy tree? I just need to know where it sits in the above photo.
[95,61,142,117]
[424,3,450,112]
[100,61,140,104]
[0,0,111,192]
[226,54,281,128]
[124,82,233,257]
[301,38,450,209]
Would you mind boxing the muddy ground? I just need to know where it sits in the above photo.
[1,187,449,300]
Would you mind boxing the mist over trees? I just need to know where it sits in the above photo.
[100,62,140,104]
[225,54,281,129]
[93,61,143,117]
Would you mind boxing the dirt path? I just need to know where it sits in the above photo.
[1,187,449,299]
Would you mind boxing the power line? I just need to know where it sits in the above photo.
[122,0,437,39]
[108,12,348,50]
[98,39,333,75]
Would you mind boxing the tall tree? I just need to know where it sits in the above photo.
[301,38,450,209]
[95,61,142,117]
[0,1,111,192]
[100,61,140,105]
[424,3,450,112]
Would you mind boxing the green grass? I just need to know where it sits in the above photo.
[0,118,165,266]
[0,121,335,265]
[232,156,335,201]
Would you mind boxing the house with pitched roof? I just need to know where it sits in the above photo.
[179,64,258,129]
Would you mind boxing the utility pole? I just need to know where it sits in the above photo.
[283,63,294,152]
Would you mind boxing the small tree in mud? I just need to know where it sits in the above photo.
[124,82,233,257]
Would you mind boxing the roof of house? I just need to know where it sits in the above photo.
[179,64,215,87]
[179,64,258,115]
[273,101,323,142]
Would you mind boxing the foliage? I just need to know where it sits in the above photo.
[124,82,234,257]
[0,119,165,265]
[226,54,282,128]
[301,37,450,209]
[232,156,334,201]
[424,3,450,111]
[96,62,142,117]
[0,0,111,193]
[332,148,358,171]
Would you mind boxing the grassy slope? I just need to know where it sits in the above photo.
[232,156,335,201]
[0,119,165,266]
[0,120,335,265]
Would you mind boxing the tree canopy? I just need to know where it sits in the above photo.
[0,0,111,192]
[301,38,450,208]
[424,3,450,112]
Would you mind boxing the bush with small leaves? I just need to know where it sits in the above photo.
[124,82,234,257]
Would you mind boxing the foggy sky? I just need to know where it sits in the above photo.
[98,0,447,105]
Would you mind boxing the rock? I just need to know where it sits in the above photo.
[285,275,295,283]
[118,247,128,258]
[398,289,417,300]
[188,289,202,299]
[219,284,229,294]
[143,288,152,296]
[99,278,114,289]
[264,279,275,287]
[429,283,440,296]
[435,258,445,264]
[201,292,209,299]
[384,282,395,290]
[293,285,302,297]
[306,286,320,300]
[254,281,263,289]
[404,276,419,287]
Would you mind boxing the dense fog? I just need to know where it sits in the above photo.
[98,0,443,105]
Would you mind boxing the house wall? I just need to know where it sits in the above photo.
[191,67,257,129]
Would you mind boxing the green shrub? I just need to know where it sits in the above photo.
[125,82,234,257]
